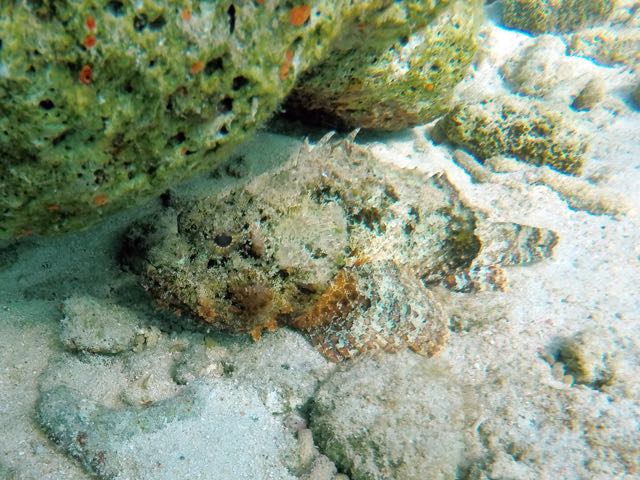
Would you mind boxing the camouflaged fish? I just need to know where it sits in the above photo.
[121,134,558,362]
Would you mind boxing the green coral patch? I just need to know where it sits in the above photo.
[0,0,342,238]
[502,0,615,33]
[436,96,588,175]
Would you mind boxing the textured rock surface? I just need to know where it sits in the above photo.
[501,35,573,98]
[121,137,557,361]
[285,0,482,130]
[566,0,640,68]
[309,352,467,480]
[36,322,334,479]
[37,382,301,480]
[60,295,144,353]
[310,344,640,480]
[0,1,346,239]
[568,26,640,68]
[0,0,479,240]
[436,96,588,175]
[501,0,615,33]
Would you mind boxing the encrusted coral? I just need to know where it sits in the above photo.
[121,136,558,361]
[501,0,615,33]
[436,96,588,175]
[284,0,482,130]
[0,0,478,240]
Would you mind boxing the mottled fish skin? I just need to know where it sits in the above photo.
[121,138,558,362]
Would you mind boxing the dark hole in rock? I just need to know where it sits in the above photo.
[112,133,125,148]
[214,233,233,247]
[106,1,125,16]
[227,5,236,34]
[133,14,148,31]
[159,190,172,207]
[148,16,166,30]
[39,99,55,110]
[173,131,186,144]
[205,57,224,75]
[220,97,233,112]
[296,283,317,295]
[220,126,229,135]
[93,169,107,185]
[232,76,249,90]
[52,131,68,146]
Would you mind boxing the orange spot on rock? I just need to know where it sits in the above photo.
[79,64,93,85]
[83,34,96,48]
[255,0,265,4]
[190,60,204,75]
[424,83,434,91]
[86,16,96,30]
[289,5,311,26]
[280,49,294,80]
[94,194,108,206]
[249,318,278,341]
[181,9,192,21]
[47,204,61,213]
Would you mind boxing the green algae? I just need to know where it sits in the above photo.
[0,0,342,239]
[0,0,482,240]
[502,0,615,33]
[436,97,588,175]
[285,0,482,130]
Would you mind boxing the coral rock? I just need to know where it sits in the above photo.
[502,0,615,33]
[436,96,588,175]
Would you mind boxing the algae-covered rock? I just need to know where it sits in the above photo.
[1,1,355,240]
[285,0,482,130]
[568,26,640,67]
[0,1,337,239]
[121,136,558,362]
[559,327,619,388]
[0,0,479,240]
[502,0,615,33]
[436,96,588,174]
[571,78,605,111]
[309,351,467,480]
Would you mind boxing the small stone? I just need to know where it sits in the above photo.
[559,327,618,388]
[571,78,605,111]
[301,455,338,480]
[60,295,142,354]
[501,35,569,97]
[298,429,317,471]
